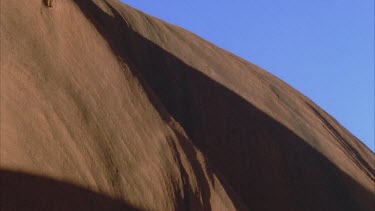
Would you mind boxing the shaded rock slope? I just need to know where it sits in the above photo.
[1,0,374,210]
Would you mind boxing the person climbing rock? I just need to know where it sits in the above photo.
[46,0,53,7]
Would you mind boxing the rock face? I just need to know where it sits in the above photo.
[1,0,374,210]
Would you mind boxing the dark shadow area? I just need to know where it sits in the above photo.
[0,169,140,211]
[166,132,212,211]
[72,1,374,210]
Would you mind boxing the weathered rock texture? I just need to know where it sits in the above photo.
[1,0,374,210]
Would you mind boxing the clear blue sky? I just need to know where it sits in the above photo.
[121,0,374,151]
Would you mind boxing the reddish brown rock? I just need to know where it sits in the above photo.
[1,0,373,210]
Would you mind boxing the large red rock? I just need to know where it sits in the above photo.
[1,0,374,210]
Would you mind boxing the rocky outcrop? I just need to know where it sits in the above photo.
[1,0,373,210]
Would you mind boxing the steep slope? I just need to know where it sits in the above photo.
[1,0,374,211]
[1,0,243,210]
